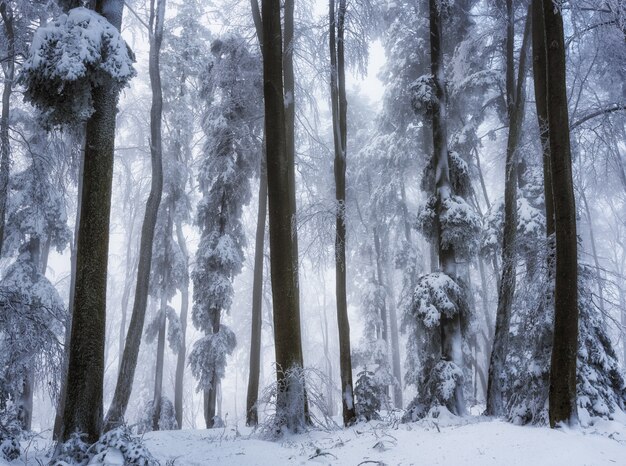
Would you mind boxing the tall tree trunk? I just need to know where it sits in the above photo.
[261,0,306,432]
[104,0,165,431]
[532,0,554,237]
[486,4,531,416]
[329,0,356,426]
[429,0,464,416]
[0,2,14,255]
[204,311,221,428]
[246,168,267,427]
[174,220,189,429]
[541,0,579,428]
[61,0,126,443]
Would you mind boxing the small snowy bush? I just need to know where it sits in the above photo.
[21,7,136,127]
[136,397,178,433]
[410,75,437,115]
[354,368,385,421]
[0,404,21,461]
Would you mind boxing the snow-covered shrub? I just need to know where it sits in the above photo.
[404,361,464,421]
[409,272,465,327]
[0,404,21,461]
[188,325,236,391]
[53,426,157,465]
[420,151,473,199]
[21,7,136,127]
[354,368,385,421]
[136,397,178,434]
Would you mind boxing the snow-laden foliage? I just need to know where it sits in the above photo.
[0,403,20,461]
[190,34,262,394]
[188,325,236,392]
[53,426,157,465]
[410,74,437,115]
[354,368,385,421]
[409,272,465,328]
[507,260,626,425]
[144,305,182,353]
[420,151,473,199]
[416,195,481,260]
[21,7,136,127]
[136,397,178,434]
[0,254,65,406]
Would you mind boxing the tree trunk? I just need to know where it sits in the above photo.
[104,0,165,431]
[581,190,605,318]
[261,0,306,432]
[0,2,14,255]
[151,297,167,431]
[246,168,267,427]
[429,0,464,416]
[60,0,126,442]
[329,0,356,426]
[486,4,531,417]
[174,221,189,429]
[541,0,579,428]
[532,0,554,237]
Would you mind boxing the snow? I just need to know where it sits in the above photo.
[133,417,626,465]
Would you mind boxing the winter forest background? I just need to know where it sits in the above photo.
[1,0,626,464]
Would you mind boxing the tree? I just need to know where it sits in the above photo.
[540,0,579,428]
[486,1,531,417]
[104,0,166,431]
[189,35,262,428]
[328,0,356,427]
[261,0,307,432]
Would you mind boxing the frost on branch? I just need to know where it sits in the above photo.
[420,151,473,198]
[21,7,136,127]
[188,325,236,391]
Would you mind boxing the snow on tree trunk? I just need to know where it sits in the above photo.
[0,2,14,255]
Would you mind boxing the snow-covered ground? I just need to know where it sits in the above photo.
[6,415,626,465]
[143,416,626,466]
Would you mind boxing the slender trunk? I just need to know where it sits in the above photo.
[581,190,605,317]
[204,311,221,428]
[118,220,136,371]
[329,0,356,426]
[385,272,403,409]
[174,221,189,429]
[151,297,167,431]
[104,0,165,431]
[61,0,126,442]
[541,0,579,427]
[261,0,306,432]
[246,168,267,426]
[486,5,531,416]
[0,2,14,254]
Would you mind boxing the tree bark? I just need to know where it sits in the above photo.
[541,0,579,428]
[486,4,531,417]
[246,168,267,427]
[174,220,189,429]
[104,0,165,431]
[61,0,126,443]
[0,2,14,255]
[329,0,356,426]
[151,296,167,431]
[261,0,306,432]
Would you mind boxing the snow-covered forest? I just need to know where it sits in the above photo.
[1,0,626,464]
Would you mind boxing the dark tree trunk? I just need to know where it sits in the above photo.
[541,0,579,428]
[532,0,554,237]
[174,221,189,429]
[329,0,356,426]
[61,0,126,443]
[246,168,267,427]
[486,5,531,417]
[261,0,306,432]
[104,0,165,431]
[0,2,14,255]
[204,311,221,428]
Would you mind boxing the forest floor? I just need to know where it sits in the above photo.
[143,413,626,465]
[6,412,626,465]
